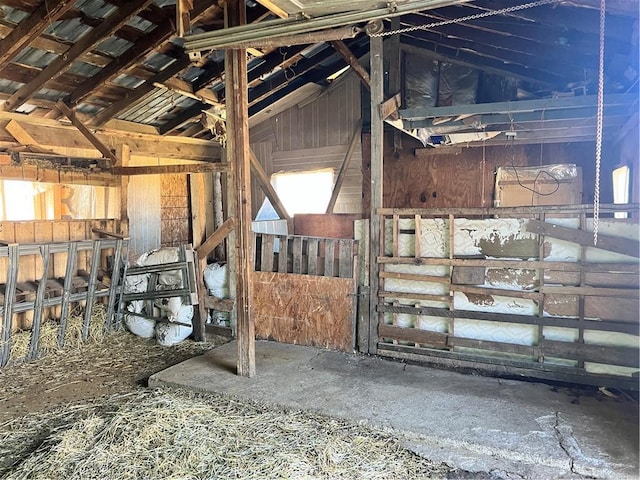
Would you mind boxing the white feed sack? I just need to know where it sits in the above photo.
[122,247,191,346]
[203,262,229,299]
[137,247,184,287]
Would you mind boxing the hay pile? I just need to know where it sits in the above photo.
[0,388,451,479]
[9,303,109,362]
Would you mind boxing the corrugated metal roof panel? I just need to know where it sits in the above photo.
[112,74,146,89]
[43,18,92,42]
[96,36,134,57]
[12,47,59,69]
[68,61,102,77]
[0,79,23,95]
[77,103,102,115]
[0,6,29,24]
[76,0,117,19]
[35,87,67,102]
[127,15,156,33]
[143,52,175,72]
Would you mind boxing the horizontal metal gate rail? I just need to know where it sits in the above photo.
[0,233,127,367]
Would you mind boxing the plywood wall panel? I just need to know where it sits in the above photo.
[253,271,354,352]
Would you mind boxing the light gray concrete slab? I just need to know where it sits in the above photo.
[149,340,639,479]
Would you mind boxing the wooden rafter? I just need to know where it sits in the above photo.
[55,100,120,163]
[329,40,370,90]
[1,0,155,112]
[0,0,76,71]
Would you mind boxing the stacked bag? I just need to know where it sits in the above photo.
[123,247,194,346]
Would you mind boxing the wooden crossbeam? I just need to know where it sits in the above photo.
[1,0,155,112]
[527,219,640,258]
[329,40,370,90]
[0,0,76,71]
[249,147,290,221]
[5,120,38,146]
[326,119,361,213]
[114,163,230,175]
[55,100,119,163]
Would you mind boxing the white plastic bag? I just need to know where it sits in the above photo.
[203,263,228,299]
[136,247,183,287]
[156,305,194,346]
[155,295,183,321]
[124,314,156,338]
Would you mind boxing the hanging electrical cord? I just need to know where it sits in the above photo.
[593,0,606,246]
[369,0,563,38]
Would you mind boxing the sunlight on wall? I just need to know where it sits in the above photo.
[3,180,36,221]
[272,169,334,215]
[612,166,630,219]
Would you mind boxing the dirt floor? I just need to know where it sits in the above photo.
[0,330,230,423]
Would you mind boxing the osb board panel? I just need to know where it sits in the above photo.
[160,174,189,248]
[383,137,527,208]
[252,271,354,352]
[293,214,362,239]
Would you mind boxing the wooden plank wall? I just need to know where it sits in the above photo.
[0,219,117,284]
[372,207,640,389]
[160,174,190,247]
[249,72,363,216]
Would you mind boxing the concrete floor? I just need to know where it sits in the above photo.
[149,340,639,479]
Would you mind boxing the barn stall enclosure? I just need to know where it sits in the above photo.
[0,0,635,403]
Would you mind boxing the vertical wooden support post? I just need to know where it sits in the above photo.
[0,243,19,367]
[118,144,130,238]
[190,174,207,249]
[448,214,455,339]
[368,34,384,355]
[226,0,255,378]
[28,244,51,360]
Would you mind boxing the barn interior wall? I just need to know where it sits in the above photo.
[375,133,618,209]
[250,73,363,217]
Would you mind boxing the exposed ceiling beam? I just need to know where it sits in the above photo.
[55,100,120,163]
[0,24,113,68]
[158,44,309,134]
[400,13,597,76]
[329,40,370,90]
[1,0,155,112]
[0,0,76,71]
[249,41,370,116]
[473,0,634,44]
[0,110,222,160]
[184,0,472,52]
